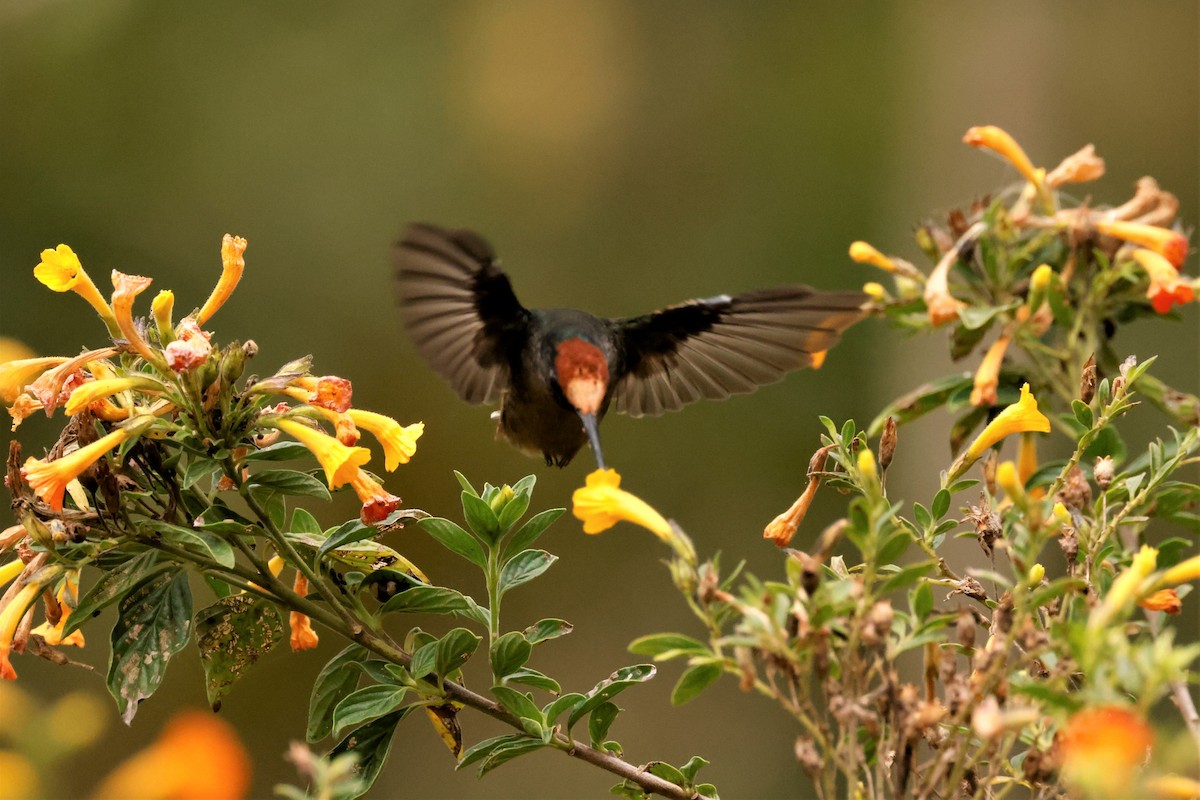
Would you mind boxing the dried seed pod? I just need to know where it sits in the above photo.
[1080,354,1097,404]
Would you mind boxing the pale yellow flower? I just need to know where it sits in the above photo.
[197,234,247,325]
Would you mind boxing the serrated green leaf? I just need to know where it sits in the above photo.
[308,644,368,742]
[567,665,656,730]
[498,549,556,596]
[328,709,408,799]
[589,701,620,747]
[246,468,330,500]
[419,517,486,568]
[461,492,501,542]
[523,617,574,645]
[491,632,533,678]
[194,595,284,711]
[628,633,708,658]
[107,568,193,724]
[503,508,565,559]
[332,685,409,738]
[63,551,160,637]
[671,663,722,705]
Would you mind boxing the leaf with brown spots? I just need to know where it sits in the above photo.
[195,594,285,711]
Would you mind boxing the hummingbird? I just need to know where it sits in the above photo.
[394,223,867,468]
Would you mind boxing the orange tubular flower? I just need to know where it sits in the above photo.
[1058,706,1153,799]
[0,566,63,680]
[34,245,121,335]
[91,710,251,800]
[849,241,898,273]
[765,477,819,548]
[349,469,403,524]
[1130,249,1195,314]
[924,247,966,326]
[345,410,424,470]
[0,357,69,404]
[969,332,1012,407]
[271,418,370,489]
[197,234,247,326]
[963,126,1040,186]
[289,574,319,652]
[21,419,151,510]
[24,347,119,414]
[1096,219,1189,268]
[1138,588,1182,615]
[110,271,162,365]
[288,375,354,413]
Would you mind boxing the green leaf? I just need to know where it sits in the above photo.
[476,738,547,776]
[496,491,531,533]
[380,585,475,617]
[680,756,710,784]
[931,488,951,520]
[491,686,545,734]
[146,521,236,569]
[107,568,193,724]
[588,701,620,747]
[647,761,688,787]
[308,644,369,742]
[958,302,1017,330]
[523,618,574,645]
[453,470,478,497]
[503,668,561,695]
[316,520,374,561]
[409,640,436,681]
[671,662,722,705]
[64,551,160,637]
[461,492,501,542]
[328,709,408,799]
[628,633,708,658]
[435,628,481,677]
[241,441,310,461]
[458,733,532,770]
[911,582,934,620]
[502,508,564,560]
[543,692,587,726]
[419,518,486,568]
[246,468,330,500]
[876,530,912,568]
[881,560,936,592]
[332,685,409,738]
[1071,399,1094,429]
[498,549,556,596]
[194,595,284,711]
[182,458,219,489]
[567,665,656,730]
[290,507,324,536]
[867,373,973,436]
[491,632,533,678]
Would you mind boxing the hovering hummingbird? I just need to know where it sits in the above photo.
[394,223,867,468]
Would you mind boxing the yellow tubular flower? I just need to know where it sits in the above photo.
[963,126,1040,186]
[965,384,1051,461]
[64,376,163,416]
[0,357,69,403]
[862,282,886,300]
[1130,248,1196,314]
[573,469,671,540]
[970,333,1012,407]
[1091,545,1158,630]
[996,461,1025,504]
[849,241,897,273]
[31,571,86,647]
[91,710,250,800]
[1095,219,1188,268]
[1161,554,1200,585]
[196,234,247,325]
[34,245,121,334]
[857,448,877,484]
[110,271,162,365]
[21,423,146,510]
[151,290,176,343]
[272,418,370,489]
[0,559,24,588]
[0,567,63,680]
[344,410,424,471]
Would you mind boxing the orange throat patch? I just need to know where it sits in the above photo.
[554,337,609,416]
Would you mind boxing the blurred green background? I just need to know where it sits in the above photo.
[1,1,1197,797]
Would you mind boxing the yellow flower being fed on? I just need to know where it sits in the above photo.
[948,384,1050,480]
[197,234,247,326]
[572,469,696,563]
[34,245,121,335]
[270,418,370,490]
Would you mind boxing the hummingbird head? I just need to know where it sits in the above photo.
[554,336,609,468]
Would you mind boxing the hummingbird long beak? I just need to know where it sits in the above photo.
[578,412,606,469]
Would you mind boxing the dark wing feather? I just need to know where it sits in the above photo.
[612,287,867,417]
[394,223,530,404]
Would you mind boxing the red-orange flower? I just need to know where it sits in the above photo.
[1096,219,1189,268]
[1058,706,1153,798]
[289,574,319,652]
[1138,588,1182,615]
[349,469,403,525]
[1131,248,1195,314]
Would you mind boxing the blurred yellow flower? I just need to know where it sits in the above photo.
[91,710,250,800]
[272,418,370,489]
[1058,705,1152,799]
[30,571,85,648]
[0,357,69,404]
[963,126,1041,187]
[1161,554,1200,585]
[197,234,247,326]
[1092,545,1158,630]
[0,568,63,681]
[34,245,120,333]
[848,241,897,273]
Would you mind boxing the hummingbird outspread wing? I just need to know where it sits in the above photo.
[611,287,867,418]
[394,224,530,405]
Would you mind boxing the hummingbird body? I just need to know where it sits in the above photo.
[395,224,867,468]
